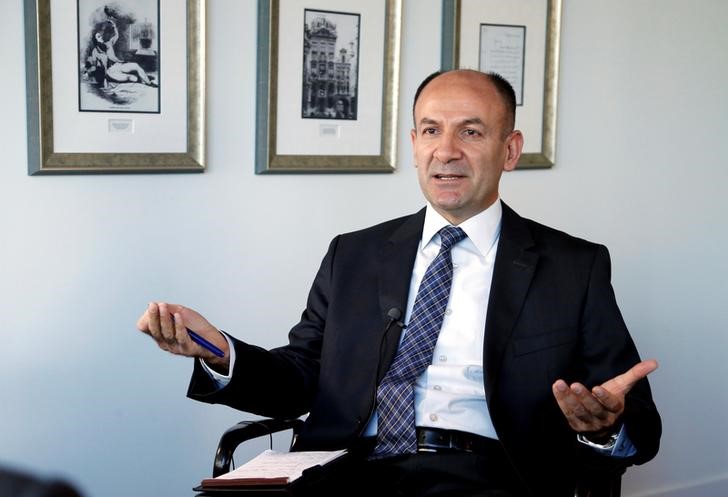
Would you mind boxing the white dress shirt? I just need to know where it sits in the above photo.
[362,200,502,438]
[411,201,503,437]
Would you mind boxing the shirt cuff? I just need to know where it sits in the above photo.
[198,331,236,389]
[577,424,637,458]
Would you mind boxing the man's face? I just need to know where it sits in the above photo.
[411,71,523,225]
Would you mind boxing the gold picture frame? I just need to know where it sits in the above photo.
[442,0,561,169]
[255,0,402,173]
[24,0,205,174]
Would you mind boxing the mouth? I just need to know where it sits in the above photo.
[433,173,465,181]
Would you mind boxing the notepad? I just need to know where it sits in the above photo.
[199,449,348,488]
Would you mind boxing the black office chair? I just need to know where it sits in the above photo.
[211,418,622,497]
[212,418,305,478]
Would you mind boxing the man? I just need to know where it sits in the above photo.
[137,70,660,496]
[334,98,348,119]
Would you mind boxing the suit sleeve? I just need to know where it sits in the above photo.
[186,236,341,419]
[577,245,661,466]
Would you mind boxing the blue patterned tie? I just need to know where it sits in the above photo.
[373,225,467,457]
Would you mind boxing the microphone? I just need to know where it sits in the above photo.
[376,308,406,383]
[384,307,406,331]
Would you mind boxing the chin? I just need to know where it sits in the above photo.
[432,193,464,209]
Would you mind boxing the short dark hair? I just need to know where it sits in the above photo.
[412,70,517,136]
[412,70,443,121]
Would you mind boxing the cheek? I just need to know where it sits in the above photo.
[413,141,435,158]
[416,164,428,185]
[413,148,425,164]
[469,152,501,176]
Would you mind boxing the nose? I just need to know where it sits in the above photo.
[432,131,462,164]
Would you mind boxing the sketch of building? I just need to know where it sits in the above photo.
[302,10,360,120]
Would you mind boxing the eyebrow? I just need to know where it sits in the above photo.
[420,117,485,126]
[417,117,487,128]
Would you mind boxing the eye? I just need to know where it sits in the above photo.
[422,127,438,135]
[462,128,480,137]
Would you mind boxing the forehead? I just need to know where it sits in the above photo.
[414,73,505,124]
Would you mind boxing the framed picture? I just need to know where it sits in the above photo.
[255,0,402,174]
[77,0,161,114]
[441,0,561,169]
[24,0,205,174]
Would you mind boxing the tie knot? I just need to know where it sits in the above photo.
[438,226,466,251]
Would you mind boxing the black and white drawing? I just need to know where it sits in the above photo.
[78,0,160,113]
[302,9,360,120]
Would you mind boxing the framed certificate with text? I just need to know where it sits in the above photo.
[442,0,561,169]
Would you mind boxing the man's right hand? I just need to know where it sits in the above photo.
[136,302,230,370]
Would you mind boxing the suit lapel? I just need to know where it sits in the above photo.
[484,203,539,398]
[376,209,425,381]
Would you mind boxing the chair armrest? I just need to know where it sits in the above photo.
[213,418,305,477]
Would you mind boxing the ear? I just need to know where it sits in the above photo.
[503,130,524,172]
[410,128,418,167]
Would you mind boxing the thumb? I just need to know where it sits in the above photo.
[601,359,658,396]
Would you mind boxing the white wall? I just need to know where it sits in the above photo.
[1,1,726,496]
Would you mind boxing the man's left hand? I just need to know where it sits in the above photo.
[552,359,658,436]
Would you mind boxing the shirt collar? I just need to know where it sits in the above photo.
[422,200,503,256]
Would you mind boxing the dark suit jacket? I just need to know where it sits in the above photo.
[189,203,661,496]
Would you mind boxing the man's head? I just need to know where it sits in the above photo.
[412,70,517,134]
[411,69,523,225]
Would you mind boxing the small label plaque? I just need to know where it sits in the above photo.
[108,119,135,134]
[319,124,340,138]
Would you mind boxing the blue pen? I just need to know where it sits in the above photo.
[187,329,225,358]
[169,314,225,357]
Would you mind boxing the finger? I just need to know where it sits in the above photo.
[158,303,175,342]
[602,359,659,396]
[553,388,589,433]
[173,312,193,348]
[591,385,623,413]
[146,302,162,339]
[553,380,584,418]
[136,306,150,332]
[570,383,612,421]
[554,381,615,433]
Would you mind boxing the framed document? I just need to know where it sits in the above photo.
[442,0,561,168]
[24,0,205,174]
[479,24,526,106]
[255,0,402,173]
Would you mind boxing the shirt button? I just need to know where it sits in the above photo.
[429,413,438,422]
[433,385,442,391]
[445,308,453,316]
[439,355,447,362]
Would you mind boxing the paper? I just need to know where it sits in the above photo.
[479,23,526,105]
[200,449,347,487]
